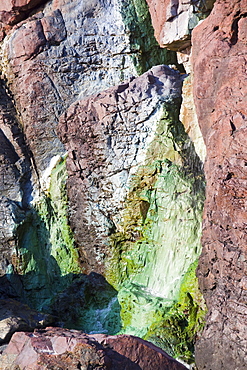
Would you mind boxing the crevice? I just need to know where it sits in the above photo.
[224,172,234,181]
[230,12,247,46]
[0,78,38,207]
[230,119,236,135]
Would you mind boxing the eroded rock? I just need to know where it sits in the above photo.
[0,0,174,307]
[57,65,183,273]
[0,327,188,369]
[0,0,47,26]
[146,0,216,50]
[58,65,205,362]
[192,0,247,368]
[1,0,173,176]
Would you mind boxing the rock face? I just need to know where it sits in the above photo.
[146,0,215,50]
[58,65,205,362]
[0,327,188,370]
[0,0,174,303]
[192,0,247,368]
[0,0,210,367]
[58,65,183,274]
[0,0,47,32]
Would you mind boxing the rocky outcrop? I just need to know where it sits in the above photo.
[1,0,174,177]
[0,0,46,26]
[58,64,206,362]
[0,327,188,370]
[58,65,183,273]
[0,0,208,367]
[146,0,215,50]
[0,0,174,303]
[191,0,247,368]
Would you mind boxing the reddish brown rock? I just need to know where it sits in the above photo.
[192,0,247,368]
[146,0,215,50]
[0,0,46,25]
[0,327,187,369]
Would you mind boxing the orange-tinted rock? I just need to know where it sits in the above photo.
[191,0,247,368]
[0,327,187,369]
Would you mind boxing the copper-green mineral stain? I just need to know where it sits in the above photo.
[106,104,206,363]
[14,157,81,310]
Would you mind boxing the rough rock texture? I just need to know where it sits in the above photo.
[58,65,183,273]
[146,0,215,50]
[0,0,47,26]
[192,0,247,368]
[0,0,174,304]
[179,75,206,162]
[58,64,205,362]
[0,0,208,366]
[0,327,188,370]
[0,299,55,344]
[1,0,174,177]
[0,77,33,277]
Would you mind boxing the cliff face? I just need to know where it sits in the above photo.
[192,1,247,368]
[0,0,207,366]
[1,0,245,369]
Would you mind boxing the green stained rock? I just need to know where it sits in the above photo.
[119,0,177,74]
[12,157,81,310]
[50,272,122,335]
[144,260,207,364]
[106,103,206,362]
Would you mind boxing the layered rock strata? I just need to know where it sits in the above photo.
[192,0,247,368]
[0,327,187,370]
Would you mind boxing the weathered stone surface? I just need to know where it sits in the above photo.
[0,0,174,307]
[179,74,206,163]
[0,0,47,26]
[1,0,173,177]
[0,299,55,344]
[0,327,188,369]
[146,0,215,50]
[0,79,33,277]
[57,65,181,273]
[191,1,247,368]
[0,0,206,365]
[58,65,205,362]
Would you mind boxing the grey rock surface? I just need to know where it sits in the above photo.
[58,65,183,273]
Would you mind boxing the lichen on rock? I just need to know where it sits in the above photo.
[0,0,212,366]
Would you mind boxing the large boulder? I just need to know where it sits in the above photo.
[0,327,188,369]
[57,64,184,274]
